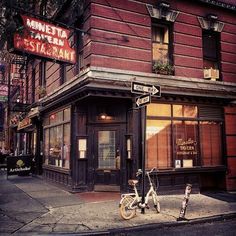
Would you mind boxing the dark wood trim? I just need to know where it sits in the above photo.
[43,164,71,175]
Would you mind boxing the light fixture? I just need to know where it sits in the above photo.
[99,113,107,120]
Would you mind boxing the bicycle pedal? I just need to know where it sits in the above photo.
[146,204,150,209]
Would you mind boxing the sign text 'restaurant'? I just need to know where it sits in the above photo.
[14,15,76,64]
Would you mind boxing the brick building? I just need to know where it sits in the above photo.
[5,0,236,192]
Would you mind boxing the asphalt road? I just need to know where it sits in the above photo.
[121,218,236,236]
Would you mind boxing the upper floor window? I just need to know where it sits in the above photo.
[203,30,220,70]
[152,23,174,75]
[152,24,169,63]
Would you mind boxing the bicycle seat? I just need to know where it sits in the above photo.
[128,179,138,186]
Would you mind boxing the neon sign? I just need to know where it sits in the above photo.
[14,15,76,64]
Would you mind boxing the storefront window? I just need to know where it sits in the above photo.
[173,105,198,118]
[147,104,171,117]
[146,103,223,169]
[200,121,222,166]
[146,120,171,168]
[44,107,71,169]
[173,121,198,167]
[63,124,70,169]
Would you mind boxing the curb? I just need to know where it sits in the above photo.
[58,212,236,236]
[109,212,236,235]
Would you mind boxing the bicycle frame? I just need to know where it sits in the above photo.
[120,167,158,210]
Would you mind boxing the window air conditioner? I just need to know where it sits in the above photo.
[203,68,219,81]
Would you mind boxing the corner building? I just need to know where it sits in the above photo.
[23,0,236,192]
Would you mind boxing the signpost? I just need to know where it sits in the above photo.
[131,80,161,214]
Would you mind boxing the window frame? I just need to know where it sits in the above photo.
[146,103,224,169]
[43,106,71,169]
[152,21,173,65]
[202,29,221,79]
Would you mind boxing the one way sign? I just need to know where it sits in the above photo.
[136,94,151,107]
[131,81,161,97]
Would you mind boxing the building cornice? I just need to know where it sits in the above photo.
[39,66,236,110]
[196,0,236,12]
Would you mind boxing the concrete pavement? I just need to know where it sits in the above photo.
[0,169,236,235]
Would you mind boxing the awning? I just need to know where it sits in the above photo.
[17,117,33,131]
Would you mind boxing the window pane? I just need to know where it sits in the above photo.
[184,105,198,118]
[173,105,197,118]
[63,124,70,169]
[50,111,63,124]
[173,105,183,117]
[147,104,171,117]
[64,107,71,121]
[200,121,222,166]
[44,129,49,165]
[146,120,171,169]
[173,121,198,167]
[98,131,116,169]
[203,31,218,59]
[49,125,63,167]
[152,25,169,62]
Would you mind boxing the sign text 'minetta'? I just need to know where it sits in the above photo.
[14,15,76,64]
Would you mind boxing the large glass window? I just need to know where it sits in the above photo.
[146,120,171,168]
[146,103,223,169]
[200,121,222,166]
[173,121,198,167]
[44,107,71,169]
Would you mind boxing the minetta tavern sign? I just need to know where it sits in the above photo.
[14,15,76,64]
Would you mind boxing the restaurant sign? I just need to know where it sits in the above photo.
[14,15,76,64]
[17,117,32,131]
[7,156,32,176]
[176,138,197,156]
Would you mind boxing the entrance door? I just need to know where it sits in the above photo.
[93,127,121,190]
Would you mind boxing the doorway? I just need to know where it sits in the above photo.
[93,126,121,191]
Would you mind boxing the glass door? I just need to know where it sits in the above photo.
[94,127,120,187]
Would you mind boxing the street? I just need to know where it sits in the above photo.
[121,218,236,236]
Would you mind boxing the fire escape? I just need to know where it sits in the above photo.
[10,55,28,112]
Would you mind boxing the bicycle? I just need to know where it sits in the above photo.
[119,167,160,220]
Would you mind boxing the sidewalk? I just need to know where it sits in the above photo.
[1,170,236,235]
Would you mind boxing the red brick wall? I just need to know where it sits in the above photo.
[225,106,236,191]
[83,0,236,82]
[46,62,60,95]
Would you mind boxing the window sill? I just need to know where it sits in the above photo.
[156,166,226,174]
[43,164,71,175]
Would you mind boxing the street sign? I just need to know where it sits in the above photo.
[131,81,161,97]
[136,94,151,107]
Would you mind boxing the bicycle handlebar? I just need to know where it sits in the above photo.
[136,167,157,176]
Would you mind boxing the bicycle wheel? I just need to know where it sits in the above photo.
[152,192,160,213]
[119,195,136,220]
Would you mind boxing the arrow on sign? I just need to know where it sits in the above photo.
[136,94,151,107]
[131,82,161,97]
